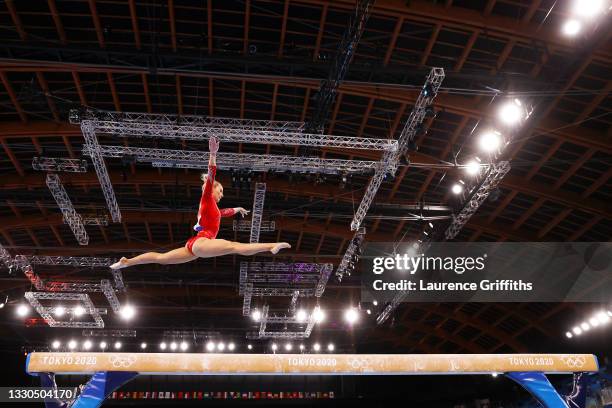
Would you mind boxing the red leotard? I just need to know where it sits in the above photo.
[185,165,236,255]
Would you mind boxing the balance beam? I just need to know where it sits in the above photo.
[26,353,598,408]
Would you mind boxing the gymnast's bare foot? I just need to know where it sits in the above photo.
[271,243,291,254]
[110,257,129,270]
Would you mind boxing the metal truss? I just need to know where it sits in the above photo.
[240,262,332,315]
[349,68,445,231]
[23,265,46,291]
[246,304,318,340]
[289,291,299,315]
[84,144,381,174]
[24,292,105,329]
[82,215,109,226]
[72,109,306,132]
[14,255,114,267]
[111,269,126,292]
[250,183,266,243]
[234,219,275,232]
[335,227,366,282]
[77,116,397,152]
[101,279,121,312]
[80,122,121,223]
[82,329,136,337]
[0,242,14,270]
[46,174,89,245]
[445,161,511,240]
[306,0,375,133]
[45,281,102,292]
[32,157,87,173]
[162,330,221,339]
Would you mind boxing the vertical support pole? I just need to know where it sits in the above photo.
[71,371,138,408]
[506,372,569,408]
[565,372,587,408]
[36,372,68,408]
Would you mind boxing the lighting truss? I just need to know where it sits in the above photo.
[24,292,105,328]
[14,255,114,267]
[82,329,136,337]
[289,290,299,314]
[444,161,511,240]
[162,330,221,339]
[83,145,381,175]
[250,183,266,243]
[234,219,275,232]
[46,174,89,245]
[82,215,109,226]
[111,269,125,292]
[72,110,306,132]
[76,114,398,152]
[306,0,375,133]
[0,242,14,270]
[240,262,333,316]
[246,304,318,340]
[32,157,87,173]
[335,227,366,282]
[349,68,445,232]
[101,279,121,312]
[80,122,121,223]
[45,281,102,292]
[23,264,46,291]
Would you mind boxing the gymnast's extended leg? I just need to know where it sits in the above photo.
[191,239,290,258]
[110,247,197,270]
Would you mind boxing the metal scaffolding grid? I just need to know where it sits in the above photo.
[14,256,114,267]
[233,219,275,232]
[32,157,88,173]
[46,173,89,245]
[24,291,105,328]
[250,183,266,243]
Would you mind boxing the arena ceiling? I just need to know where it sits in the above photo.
[0,0,611,356]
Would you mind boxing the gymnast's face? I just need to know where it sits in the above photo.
[213,183,224,202]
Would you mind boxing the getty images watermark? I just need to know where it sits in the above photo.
[361,242,612,303]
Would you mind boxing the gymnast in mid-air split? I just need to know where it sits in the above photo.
[110,136,291,270]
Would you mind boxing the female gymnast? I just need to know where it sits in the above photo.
[110,137,291,270]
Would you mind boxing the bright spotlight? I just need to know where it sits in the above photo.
[312,306,325,324]
[313,343,321,352]
[247,344,253,350]
[565,331,573,339]
[572,326,582,335]
[54,306,66,317]
[498,99,524,125]
[366,309,371,315]
[68,340,77,350]
[608,310,612,317]
[596,312,610,324]
[465,160,480,176]
[119,304,136,320]
[228,343,235,351]
[271,343,278,351]
[100,341,107,350]
[285,343,293,351]
[206,341,215,352]
[372,300,378,306]
[327,343,335,352]
[114,341,122,350]
[170,342,177,351]
[344,308,359,324]
[563,19,582,36]
[451,183,464,195]
[73,305,85,317]
[491,372,498,378]
[572,0,605,17]
[296,309,308,323]
[160,342,167,350]
[589,317,600,327]
[251,309,262,322]
[180,341,188,351]
[83,340,92,350]
[479,130,502,152]
[217,342,225,352]
[580,322,590,331]
[52,340,61,349]
[16,304,29,317]
[299,344,305,351]
[140,342,147,350]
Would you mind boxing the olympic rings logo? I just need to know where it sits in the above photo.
[561,356,586,368]
[109,355,136,368]
[348,358,370,370]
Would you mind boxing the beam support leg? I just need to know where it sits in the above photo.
[71,371,138,408]
[506,372,570,408]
